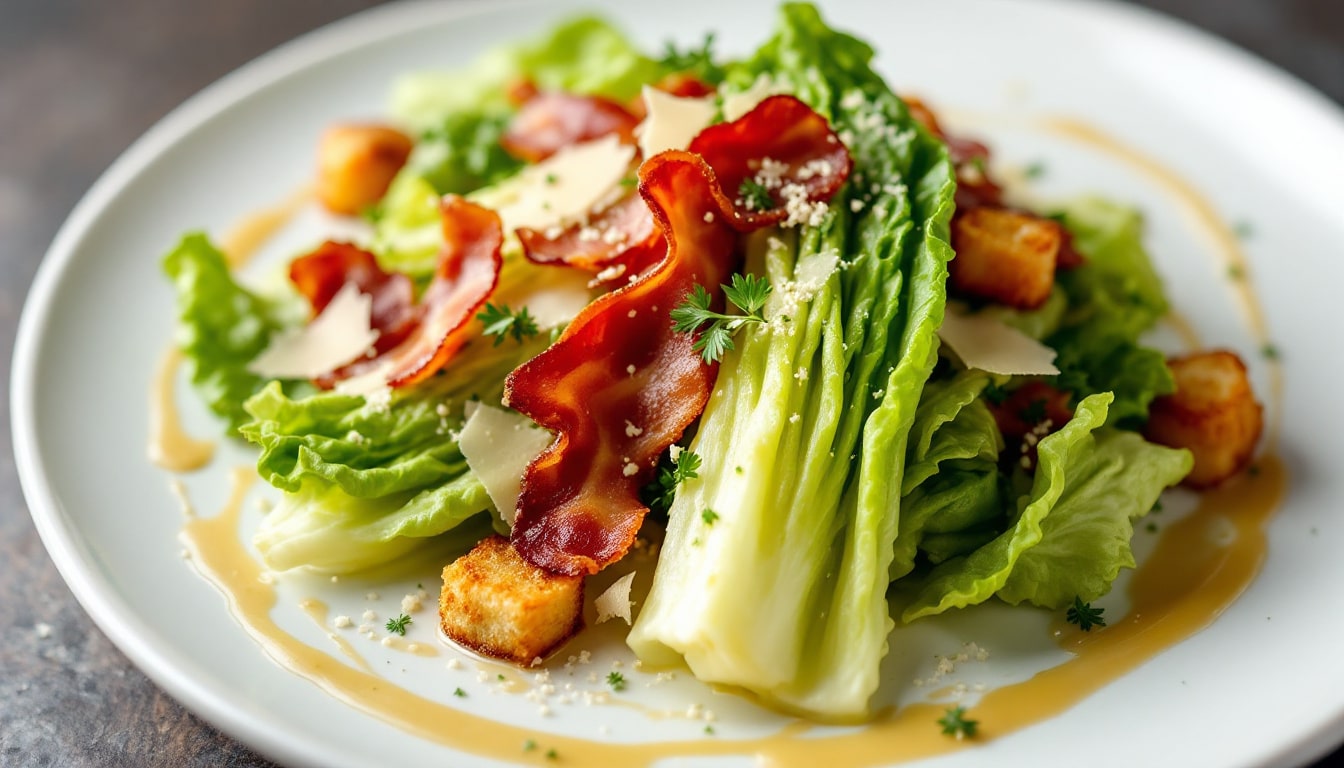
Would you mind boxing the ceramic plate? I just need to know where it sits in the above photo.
[13,0,1344,766]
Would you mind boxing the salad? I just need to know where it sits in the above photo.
[162,1,1264,726]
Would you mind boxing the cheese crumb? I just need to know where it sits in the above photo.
[447,658,463,670]
[622,462,639,477]
[334,615,353,629]
[362,609,377,622]
[626,364,636,375]
[624,420,643,438]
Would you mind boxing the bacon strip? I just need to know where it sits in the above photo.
[516,95,850,286]
[500,91,640,163]
[292,196,503,389]
[503,97,852,575]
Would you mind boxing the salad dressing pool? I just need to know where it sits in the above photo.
[166,116,1289,764]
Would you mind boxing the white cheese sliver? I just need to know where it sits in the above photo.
[247,283,378,379]
[518,269,595,330]
[721,74,789,122]
[457,403,553,529]
[492,135,635,233]
[635,86,717,159]
[937,309,1060,376]
[595,572,636,625]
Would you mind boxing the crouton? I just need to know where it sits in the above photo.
[316,123,413,215]
[950,207,1061,309]
[439,535,583,665]
[1144,351,1263,489]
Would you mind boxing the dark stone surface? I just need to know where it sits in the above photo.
[1,1,1340,765]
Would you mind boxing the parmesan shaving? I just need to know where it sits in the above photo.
[937,308,1060,375]
[485,135,635,233]
[595,572,636,625]
[458,403,553,528]
[635,86,717,159]
[247,283,377,379]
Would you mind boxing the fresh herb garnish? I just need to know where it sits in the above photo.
[1261,343,1280,361]
[701,508,720,526]
[545,748,559,761]
[644,449,701,514]
[453,687,466,698]
[671,273,773,364]
[1066,596,1106,631]
[737,178,775,212]
[385,614,412,636]
[606,671,627,691]
[523,739,537,752]
[937,706,979,740]
[1024,161,1047,179]
[657,32,725,84]
[477,303,540,346]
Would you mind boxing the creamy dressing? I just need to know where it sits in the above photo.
[160,119,1290,763]
[221,185,314,269]
[147,346,215,472]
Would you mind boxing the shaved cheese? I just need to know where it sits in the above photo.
[247,283,378,379]
[937,308,1060,375]
[458,403,553,528]
[635,86,717,159]
[595,572,636,625]
[484,135,635,233]
[518,269,595,330]
[721,74,789,122]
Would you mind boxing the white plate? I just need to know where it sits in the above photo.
[13,0,1344,766]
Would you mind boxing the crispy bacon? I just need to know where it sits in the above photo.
[500,91,640,163]
[503,96,851,575]
[289,241,419,358]
[517,95,850,287]
[294,196,503,389]
[689,95,852,228]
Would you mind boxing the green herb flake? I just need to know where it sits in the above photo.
[523,739,537,752]
[1065,596,1106,631]
[477,303,540,346]
[453,687,467,698]
[701,508,720,526]
[1233,219,1254,239]
[1261,343,1280,361]
[644,449,702,515]
[937,706,979,740]
[545,748,559,761]
[385,614,412,636]
[737,178,775,212]
[1024,161,1047,179]
[606,671,627,691]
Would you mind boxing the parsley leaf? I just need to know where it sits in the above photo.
[1066,596,1106,631]
[657,32,725,84]
[670,274,773,364]
[701,508,720,526]
[938,706,979,740]
[477,303,540,346]
[606,671,627,691]
[737,178,775,212]
[644,449,701,515]
[385,614,412,636]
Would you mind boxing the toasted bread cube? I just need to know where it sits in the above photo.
[439,536,583,665]
[1144,351,1263,489]
[317,123,413,215]
[950,207,1061,309]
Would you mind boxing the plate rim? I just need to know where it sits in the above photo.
[10,1,1344,766]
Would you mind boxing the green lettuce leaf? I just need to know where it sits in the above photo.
[161,233,301,432]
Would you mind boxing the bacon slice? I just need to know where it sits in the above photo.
[503,152,735,575]
[503,97,852,575]
[688,95,852,229]
[516,95,850,288]
[501,91,640,163]
[289,241,419,358]
[293,196,503,389]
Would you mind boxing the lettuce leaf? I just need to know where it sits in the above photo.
[899,393,1191,621]
[161,233,302,432]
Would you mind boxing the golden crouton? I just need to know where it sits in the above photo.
[317,123,413,215]
[439,536,583,665]
[1145,351,1263,489]
[950,207,1061,309]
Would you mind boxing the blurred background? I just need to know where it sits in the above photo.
[1,1,1340,765]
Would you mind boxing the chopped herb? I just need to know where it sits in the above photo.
[737,178,775,212]
[523,739,538,752]
[657,32,725,84]
[1066,596,1106,631]
[1146,522,1159,534]
[619,177,638,188]
[385,614,411,636]
[545,748,559,761]
[704,725,716,735]
[1024,161,1047,179]
[982,381,1010,405]
[1227,264,1244,280]
[416,582,423,589]
[1261,343,1280,361]
[1151,500,1163,513]
[453,687,467,698]
[937,706,979,740]
[1019,398,1047,425]
[701,508,720,526]
[1233,219,1254,239]
[644,449,702,514]
[544,173,558,185]
[671,273,773,364]
[734,466,743,475]
[477,303,540,346]
[497,673,506,681]
[606,671,627,691]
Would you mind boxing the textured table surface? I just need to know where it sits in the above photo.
[2,1,1341,765]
